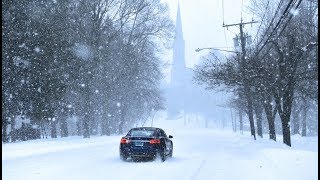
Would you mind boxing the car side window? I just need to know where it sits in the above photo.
[156,129,163,137]
[161,130,167,138]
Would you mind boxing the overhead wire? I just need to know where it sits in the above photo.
[222,0,225,24]
[252,1,269,44]
[259,0,303,60]
[256,0,296,57]
[250,1,256,35]
[278,0,303,36]
[241,0,244,21]
[255,0,285,49]
[222,0,229,48]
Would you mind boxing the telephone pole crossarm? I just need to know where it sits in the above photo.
[195,47,238,53]
[222,21,258,28]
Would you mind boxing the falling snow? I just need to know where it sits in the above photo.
[290,9,299,16]
[34,47,41,53]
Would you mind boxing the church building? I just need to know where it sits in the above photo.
[166,2,189,118]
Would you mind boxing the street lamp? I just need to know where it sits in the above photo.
[195,47,238,54]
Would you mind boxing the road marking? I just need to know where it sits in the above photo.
[189,159,206,180]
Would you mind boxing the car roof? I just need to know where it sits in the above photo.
[129,127,161,131]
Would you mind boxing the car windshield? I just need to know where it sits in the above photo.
[128,130,155,137]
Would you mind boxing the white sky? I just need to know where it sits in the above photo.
[162,0,255,68]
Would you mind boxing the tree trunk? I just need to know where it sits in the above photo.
[281,115,291,146]
[269,35,297,146]
[245,86,256,140]
[254,105,263,138]
[83,114,90,138]
[101,112,111,136]
[234,111,237,132]
[41,121,47,139]
[60,112,68,137]
[76,120,82,136]
[301,99,308,136]
[118,103,127,134]
[239,110,243,134]
[105,115,111,136]
[50,120,57,138]
[82,85,91,138]
[101,117,107,136]
[291,102,300,135]
[10,115,16,141]
[264,103,276,141]
[274,89,293,147]
[100,101,111,136]
[2,119,9,143]
[90,112,98,135]
[88,98,96,136]
[275,99,292,146]
[231,109,235,132]
[119,117,124,135]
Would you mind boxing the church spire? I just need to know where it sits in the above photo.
[171,0,185,84]
[175,1,183,39]
[167,0,186,118]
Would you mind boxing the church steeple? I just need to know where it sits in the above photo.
[175,1,183,39]
[171,0,185,85]
[167,1,187,118]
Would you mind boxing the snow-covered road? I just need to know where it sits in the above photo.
[2,118,318,180]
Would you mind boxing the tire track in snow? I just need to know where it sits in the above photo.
[189,159,206,180]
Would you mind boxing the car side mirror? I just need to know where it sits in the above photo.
[168,135,173,138]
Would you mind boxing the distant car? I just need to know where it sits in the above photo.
[119,127,173,162]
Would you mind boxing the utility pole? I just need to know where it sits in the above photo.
[223,20,258,140]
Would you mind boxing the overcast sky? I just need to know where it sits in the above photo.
[161,0,254,69]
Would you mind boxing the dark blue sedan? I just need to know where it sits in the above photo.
[119,127,173,162]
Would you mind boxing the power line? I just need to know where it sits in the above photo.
[223,28,229,47]
[256,0,296,56]
[241,0,244,21]
[222,0,225,23]
[259,0,303,60]
[255,0,285,49]
[195,47,238,53]
[252,1,270,44]
[222,0,229,47]
[278,0,303,36]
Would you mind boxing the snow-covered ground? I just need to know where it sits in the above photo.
[3,113,318,180]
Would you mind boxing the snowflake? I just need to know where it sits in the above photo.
[34,47,41,53]
[289,9,299,16]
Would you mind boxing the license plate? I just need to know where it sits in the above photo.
[135,142,144,146]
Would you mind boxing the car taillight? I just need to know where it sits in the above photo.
[150,139,160,144]
[120,138,130,144]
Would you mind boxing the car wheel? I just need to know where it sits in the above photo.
[120,153,128,161]
[155,147,166,162]
[160,147,166,162]
[169,143,173,158]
